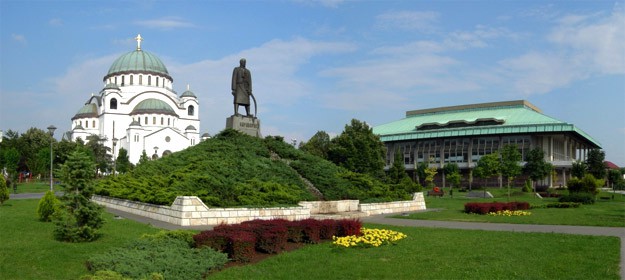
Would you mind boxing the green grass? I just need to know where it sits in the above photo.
[399,188,625,227]
[0,199,160,280]
[208,224,620,280]
[11,181,52,194]
[1,196,622,280]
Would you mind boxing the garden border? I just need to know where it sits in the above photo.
[92,192,426,226]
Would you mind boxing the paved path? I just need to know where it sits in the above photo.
[12,193,625,279]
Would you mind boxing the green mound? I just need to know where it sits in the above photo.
[95,130,413,207]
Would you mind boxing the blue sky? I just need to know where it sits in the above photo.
[1,0,624,166]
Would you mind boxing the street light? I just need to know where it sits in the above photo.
[112,138,118,175]
[47,125,56,191]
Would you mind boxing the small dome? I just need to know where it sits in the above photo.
[73,124,85,130]
[201,132,211,138]
[181,90,197,98]
[129,120,141,126]
[104,83,120,90]
[72,104,98,120]
[180,84,197,98]
[130,99,178,116]
[185,125,196,131]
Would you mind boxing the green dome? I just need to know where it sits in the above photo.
[72,104,98,120]
[105,50,171,80]
[130,99,178,116]
[181,90,197,98]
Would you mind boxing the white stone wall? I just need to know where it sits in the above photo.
[92,192,427,227]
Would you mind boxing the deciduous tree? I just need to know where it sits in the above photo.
[524,148,552,192]
[300,131,331,159]
[327,119,386,178]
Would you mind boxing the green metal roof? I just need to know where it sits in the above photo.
[373,100,601,148]
[71,103,98,120]
[105,49,171,80]
[130,99,178,116]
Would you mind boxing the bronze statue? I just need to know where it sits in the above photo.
[231,58,255,117]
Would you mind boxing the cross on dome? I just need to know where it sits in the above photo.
[135,34,143,50]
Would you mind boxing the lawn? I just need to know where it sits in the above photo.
[0,199,160,280]
[9,181,53,194]
[1,198,620,280]
[399,188,625,227]
[208,225,620,279]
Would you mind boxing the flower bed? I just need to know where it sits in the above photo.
[194,218,361,263]
[464,201,530,215]
[486,210,532,216]
[332,228,407,248]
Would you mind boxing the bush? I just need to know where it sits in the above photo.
[336,219,362,236]
[86,238,227,280]
[300,219,322,243]
[464,202,531,215]
[141,230,196,247]
[229,231,257,263]
[318,219,337,240]
[545,202,581,208]
[522,180,532,192]
[37,190,60,222]
[567,174,603,195]
[559,193,595,204]
[0,175,9,205]
[194,229,230,252]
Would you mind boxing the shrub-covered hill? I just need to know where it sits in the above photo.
[95,129,414,207]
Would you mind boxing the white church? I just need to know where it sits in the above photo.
[69,34,203,163]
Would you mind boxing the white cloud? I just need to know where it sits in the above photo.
[549,8,625,75]
[49,18,63,26]
[499,6,625,95]
[134,17,195,30]
[11,34,26,43]
[375,11,439,32]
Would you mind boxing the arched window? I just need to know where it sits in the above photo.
[160,117,164,125]
[139,75,143,85]
[148,76,151,86]
[92,120,96,128]
[144,117,148,125]
[153,116,156,124]
[130,75,134,85]
[121,76,125,86]
[110,98,118,110]
[156,77,159,87]
[188,105,195,116]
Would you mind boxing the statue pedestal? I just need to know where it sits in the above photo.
[226,115,262,137]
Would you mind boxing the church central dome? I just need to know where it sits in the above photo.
[103,34,171,81]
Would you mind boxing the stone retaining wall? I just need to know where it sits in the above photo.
[92,192,426,227]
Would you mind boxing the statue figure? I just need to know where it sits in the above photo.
[231,58,254,117]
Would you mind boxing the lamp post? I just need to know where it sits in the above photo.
[47,125,56,191]
[112,138,118,176]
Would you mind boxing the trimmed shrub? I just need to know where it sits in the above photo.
[241,219,289,254]
[464,201,530,215]
[194,229,230,252]
[319,219,337,240]
[300,219,322,244]
[141,230,196,247]
[0,175,9,205]
[37,190,60,222]
[286,220,304,243]
[336,219,362,236]
[545,202,581,208]
[559,193,595,204]
[86,238,227,280]
[229,231,256,263]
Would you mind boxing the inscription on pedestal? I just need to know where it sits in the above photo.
[226,115,262,137]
